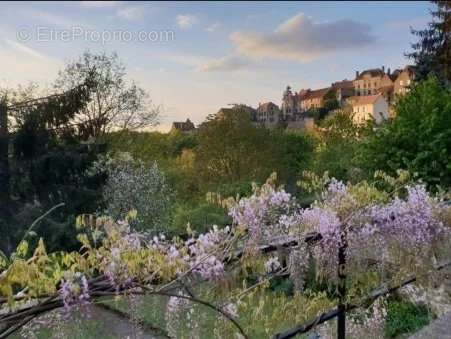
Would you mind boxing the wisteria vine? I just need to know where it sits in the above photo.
[0,171,450,338]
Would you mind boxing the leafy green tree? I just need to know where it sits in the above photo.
[171,202,231,235]
[311,110,366,182]
[357,76,451,188]
[322,89,339,113]
[307,89,339,123]
[407,1,451,83]
[1,79,102,253]
[270,130,314,187]
[89,152,171,233]
[55,51,159,139]
[195,107,276,187]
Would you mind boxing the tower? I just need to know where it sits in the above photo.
[281,85,296,120]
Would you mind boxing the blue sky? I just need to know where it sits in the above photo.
[0,1,432,131]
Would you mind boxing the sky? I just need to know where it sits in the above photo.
[0,1,432,131]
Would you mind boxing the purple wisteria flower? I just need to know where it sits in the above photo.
[370,185,446,245]
[59,272,90,314]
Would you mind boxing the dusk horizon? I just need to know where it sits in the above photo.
[0,1,431,131]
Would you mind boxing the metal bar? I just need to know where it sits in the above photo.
[272,259,451,339]
[337,229,347,339]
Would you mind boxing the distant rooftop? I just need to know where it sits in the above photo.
[171,118,195,132]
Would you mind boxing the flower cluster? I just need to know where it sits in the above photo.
[369,184,446,245]
[264,255,281,274]
[227,177,451,282]
[228,180,297,246]
[58,272,90,313]
[222,302,238,318]
[186,225,230,280]
[102,220,143,286]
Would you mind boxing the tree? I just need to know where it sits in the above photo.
[311,110,366,182]
[90,152,172,233]
[357,76,451,188]
[195,106,276,187]
[0,97,10,220]
[306,89,339,123]
[55,51,159,139]
[407,1,451,83]
[270,130,314,187]
[322,89,339,113]
[0,80,103,254]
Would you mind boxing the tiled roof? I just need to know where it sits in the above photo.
[389,69,402,81]
[258,102,279,112]
[172,119,195,131]
[332,80,354,89]
[302,87,330,100]
[357,69,385,79]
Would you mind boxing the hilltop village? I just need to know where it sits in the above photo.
[172,65,414,132]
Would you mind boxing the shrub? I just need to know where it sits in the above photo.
[384,297,433,338]
[89,152,172,233]
[357,76,451,188]
[171,202,231,235]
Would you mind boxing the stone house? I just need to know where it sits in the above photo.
[256,102,281,127]
[353,67,394,97]
[331,80,354,105]
[393,66,414,96]
[236,64,415,132]
[300,87,331,111]
[348,94,389,124]
[281,86,302,120]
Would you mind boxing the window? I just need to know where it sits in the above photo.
[407,80,411,85]
[400,80,404,86]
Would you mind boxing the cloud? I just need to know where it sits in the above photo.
[205,22,221,33]
[198,55,251,72]
[3,39,47,60]
[230,12,375,63]
[23,9,94,29]
[80,1,120,8]
[0,38,62,85]
[117,7,142,20]
[176,14,198,29]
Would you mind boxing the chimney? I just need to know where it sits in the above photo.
[382,65,385,73]
[355,70,360,78]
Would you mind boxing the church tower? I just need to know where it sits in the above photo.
[281,85,296,120]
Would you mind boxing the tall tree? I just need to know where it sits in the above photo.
[312,110,366,182]
[1,81,101,253]
[195,106,276,186]
[0,97,10,220]
[55,51,159,140]
[407,1,451,83]
[357,77,451,188]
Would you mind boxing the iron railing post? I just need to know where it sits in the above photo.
[337,227,347,339]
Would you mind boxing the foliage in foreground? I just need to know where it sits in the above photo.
[88,152,172,233]
[0,172,450,338]
[357,77,451,188]
[384,297,433,338]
